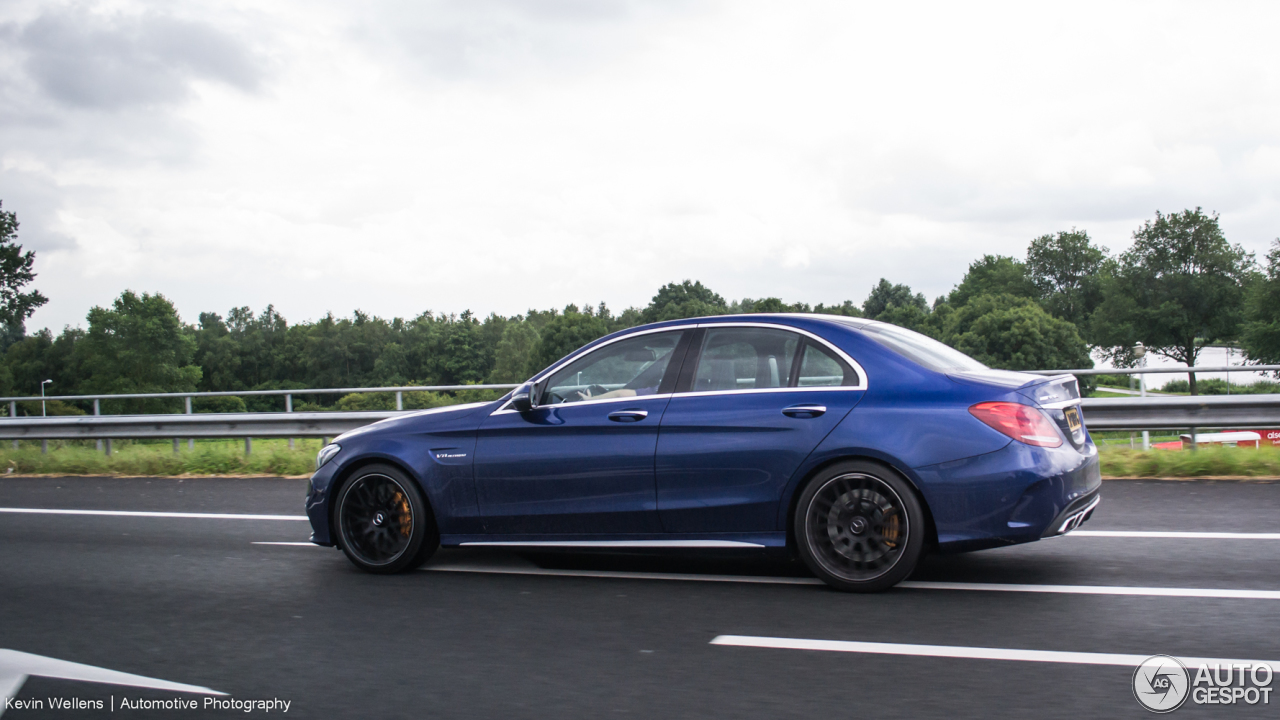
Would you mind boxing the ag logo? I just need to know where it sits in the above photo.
[1134,655,1190,713]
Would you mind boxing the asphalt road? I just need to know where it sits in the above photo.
[2,476,1278,719]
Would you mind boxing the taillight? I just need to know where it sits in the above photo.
[969,402,1063,448]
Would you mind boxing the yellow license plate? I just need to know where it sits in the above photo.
[1064,406,1082,433]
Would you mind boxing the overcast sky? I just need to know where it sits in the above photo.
[2,0,1278,332]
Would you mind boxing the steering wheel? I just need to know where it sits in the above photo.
[584,384,609,397]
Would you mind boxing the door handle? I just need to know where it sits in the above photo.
[607,409,649,423]
[782,404,827,418]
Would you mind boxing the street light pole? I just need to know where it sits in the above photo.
[1132,344,1150,451]
[40,379,52,417]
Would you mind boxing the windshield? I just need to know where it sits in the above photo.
[863,323,987,373]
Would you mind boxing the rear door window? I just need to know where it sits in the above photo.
[692,328,799,392]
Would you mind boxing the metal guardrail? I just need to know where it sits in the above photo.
[0,384,520,417]
[0,411,405,441]
[1,395,1277,443]
[1026,365,1280,376]
[1080,395,1280,430]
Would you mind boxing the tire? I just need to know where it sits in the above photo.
[793,460,925,592]
[334,464,438,574]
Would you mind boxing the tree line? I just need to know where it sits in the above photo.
[1,199,1278,413]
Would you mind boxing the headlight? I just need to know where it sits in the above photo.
[316,443,341,470]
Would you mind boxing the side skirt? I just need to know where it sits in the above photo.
[440,533,787,549]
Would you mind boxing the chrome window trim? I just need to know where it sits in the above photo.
[491,326,687,415]
[489,320,869,415]
[490,392,674,416]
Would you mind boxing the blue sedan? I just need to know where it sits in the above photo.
[305,314,1100,592]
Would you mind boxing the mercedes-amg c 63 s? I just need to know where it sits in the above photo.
[305,314,1100,592]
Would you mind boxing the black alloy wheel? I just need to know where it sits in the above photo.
[335,464,438,574]
[794,460,925,592]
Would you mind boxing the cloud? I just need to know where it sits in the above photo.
[11,7,259,110]
[1,0,1278,335]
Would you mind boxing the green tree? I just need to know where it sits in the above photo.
[812,300,862,317]
[946,256,1038,308]
[0,201,49,341]
[1093,208,1253,394]
[943,294,1092,371]
[1025,230,1111,331]
[76,291,202,412]
[1241,239,1280,364]
[488,320,541,383]
[641,281,729,323]
[532,306,611,372]
[863,279,928,318]
[730,297,812,314]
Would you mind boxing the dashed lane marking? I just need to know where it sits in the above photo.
[709,635,1280,670]
[1072,530,1280,539]
[0,507,307,521]
[421,563,1280,599]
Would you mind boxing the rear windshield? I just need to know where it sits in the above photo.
[862,323,987,373]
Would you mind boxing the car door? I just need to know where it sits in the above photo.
[655,324,867,534]
[473,329,691,534]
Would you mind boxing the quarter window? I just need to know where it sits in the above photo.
[541,331,683,405]
[693,328,799,392]
[797,341,860,387]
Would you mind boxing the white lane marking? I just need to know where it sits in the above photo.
[460,540,765,548]
[709,635,1280,671]
[1073,530,1280,539]
[251,541,316,546]
[426,564,823,585]
[0,648,225,714]
[0,507,307,521]
[417,563,1280,599]
[900,581,1280,600]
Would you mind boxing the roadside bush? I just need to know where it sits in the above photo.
[1159,379,1280,394]
[193,396,247,413]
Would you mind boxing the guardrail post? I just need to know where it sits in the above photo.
[172,438,179,454]
[245,437,251,457]
[41,439,47,454]
[105,439,112,457]
[94,399,102,453]
[396,391,403,411]
[286,394,294,450]
[1189,426,1198,452]
[8,400,15,449]
[185,396,193,450]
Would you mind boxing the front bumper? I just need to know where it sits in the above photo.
[305,461,342,546]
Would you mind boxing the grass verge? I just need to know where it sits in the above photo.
[0,438,321,477]
[1100,445,1280,478]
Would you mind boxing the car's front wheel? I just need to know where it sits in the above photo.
[334,464,438,574]
[794,460,925,592]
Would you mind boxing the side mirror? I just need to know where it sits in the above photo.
[509,382,537,413]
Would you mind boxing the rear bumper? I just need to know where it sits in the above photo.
[913,439,1102,553]
[1041,491,1100,538]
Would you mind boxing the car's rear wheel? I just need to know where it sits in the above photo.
[335,464,438,574]
[794,460,925,592]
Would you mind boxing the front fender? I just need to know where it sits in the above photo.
[306,430,483,545]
